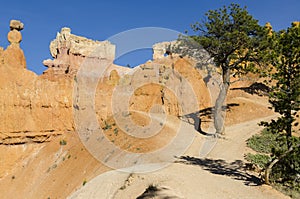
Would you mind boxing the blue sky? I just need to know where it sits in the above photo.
[0,0,299,74]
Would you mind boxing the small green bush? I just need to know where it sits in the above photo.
[113,128,118,136]
[246,128,300,198]
[246,129,277,169]
[103,121,112,130]
[246,129,276,153]
[245,153,270,169]
[59,139,67,145]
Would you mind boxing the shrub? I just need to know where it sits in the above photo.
[59,139,67,145]
[113,128,118,136]
[245,153,270,169]
[103,121,112,130]
[246,128,276,153]
[246,128,300,197]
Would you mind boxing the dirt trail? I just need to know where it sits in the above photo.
[68,115,289,199]
[207,115,278,161]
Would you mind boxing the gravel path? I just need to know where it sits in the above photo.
[68,115,290,199]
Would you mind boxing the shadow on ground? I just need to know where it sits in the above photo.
[180,103,239,135]
[231,82,270,96]
[176,156,262,186]
[136,185,182,199]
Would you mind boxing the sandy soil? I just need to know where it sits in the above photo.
[0,77,289,199]
[68,115,289,199]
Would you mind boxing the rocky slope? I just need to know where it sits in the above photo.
[0,19,212,198]
[0,20,211,145]
[0,19,286,199]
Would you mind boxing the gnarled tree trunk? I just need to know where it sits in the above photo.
[214,68,230,135]
[264,143,300,184]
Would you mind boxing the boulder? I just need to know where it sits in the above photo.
[9,19,24,31]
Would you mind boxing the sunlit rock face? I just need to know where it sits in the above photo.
[42,27,115,80]
[0,20,210,145]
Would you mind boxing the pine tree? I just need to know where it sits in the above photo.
[190,3,265,135]
[260,22,300,185]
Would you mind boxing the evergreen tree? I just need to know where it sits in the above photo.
[190,3,265,135]
[261,22,300,185]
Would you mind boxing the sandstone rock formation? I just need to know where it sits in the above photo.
[152,41,176,60]
[42,27,115,79]
[10,20,24,31]
[0,22,72,144]
[0,20,283,199]
[0,20,210,145]
[2,19,26,68]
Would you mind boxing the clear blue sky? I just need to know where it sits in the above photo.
[0,0,299,74]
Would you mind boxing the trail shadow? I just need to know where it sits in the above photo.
[136,185,181,199]
[199,103,239,117]
[180,103,239,135]
[176,156,262,186]
[231,82,270,96]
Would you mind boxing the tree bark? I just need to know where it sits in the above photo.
[264,143,300,184]
[214,68,230,135]
[264,158,279,185]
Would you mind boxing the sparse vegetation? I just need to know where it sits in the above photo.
[51,164,57,169]
[113,128,119,136]
[119,173,134,191]
[247,129,277,153]
[247,129,300,197]
[59,139,67,146]
[255,22,300,197]
[1,3,299,199]
[103,121,112,130]
[245,153,270,169]
[47,163,58,173]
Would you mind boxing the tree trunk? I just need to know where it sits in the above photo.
[264,143,300,184]
[264,158,279,185]
[214,68,230,135]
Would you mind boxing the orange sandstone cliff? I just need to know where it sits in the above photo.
[0,20,211,145]
[0,19,282,199]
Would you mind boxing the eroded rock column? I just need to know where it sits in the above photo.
[3,20,26,68]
